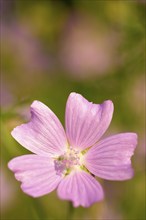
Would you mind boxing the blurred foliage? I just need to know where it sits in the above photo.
[1,0,145,219]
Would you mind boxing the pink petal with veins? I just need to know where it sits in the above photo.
[11,100,67,156]
[65,92,113,150]
[57,170,104,207]
[8,155,62,197]
[84,133,137,180]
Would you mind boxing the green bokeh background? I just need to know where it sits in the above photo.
[1,0,145,219]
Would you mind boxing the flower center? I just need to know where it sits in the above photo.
[54,147,81,176]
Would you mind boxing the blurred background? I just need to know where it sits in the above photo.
[1,0,145,219]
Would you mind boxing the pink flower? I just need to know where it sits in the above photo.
[8,93,137,207]
[59,15,119,80]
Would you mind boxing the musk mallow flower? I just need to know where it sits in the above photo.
[8,92,137,207]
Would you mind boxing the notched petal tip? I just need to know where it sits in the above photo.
[127,167,134,180]
[31,100,40,106]
[11,126,20,139]
[30,100,47,110]
[122,132,138,150]
[67,92,84,105]
[68,92,88,102]
[8,157,21,172]
[132,133,138,148]
[68,92,77,97]
[8,160,13,171]
[102,99,114,112]
[7,157,21,172]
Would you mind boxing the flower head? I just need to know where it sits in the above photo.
[8,93,137,207]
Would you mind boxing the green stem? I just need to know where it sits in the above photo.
[30,198,48,220]
[67,202,74,220]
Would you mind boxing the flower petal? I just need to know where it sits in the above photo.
[8,155,62,197]
[57,170,104,207]
[84,133,137,180]
[11,100,67,156]
[65,92,114,150]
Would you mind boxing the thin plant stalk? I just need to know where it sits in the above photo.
[67,202,74,220]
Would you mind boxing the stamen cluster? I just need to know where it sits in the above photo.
[54,147,81,176]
